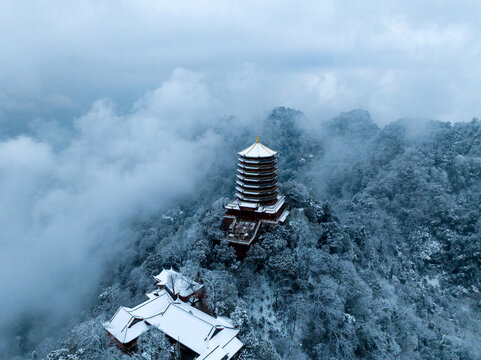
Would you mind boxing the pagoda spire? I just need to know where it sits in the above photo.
[256,135,259,143]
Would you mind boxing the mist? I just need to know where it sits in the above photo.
[1,1,481,358]
[0,69,246,354]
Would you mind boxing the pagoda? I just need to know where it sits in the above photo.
[223,137,289,251]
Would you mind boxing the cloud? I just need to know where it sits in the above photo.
[1,0,481,354]
[0,69,228,354]
[1,1,481,128]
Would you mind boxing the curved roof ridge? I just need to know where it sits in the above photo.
[238,140,277,158]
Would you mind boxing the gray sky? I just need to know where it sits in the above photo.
[1,0,481,129]
[1,0,481,355]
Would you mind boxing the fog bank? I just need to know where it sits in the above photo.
[0,69,237,353]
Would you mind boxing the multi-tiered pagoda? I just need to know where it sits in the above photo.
[223,137,289,250]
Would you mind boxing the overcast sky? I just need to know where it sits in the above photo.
[1,1,481,356]
[1,0,481,130]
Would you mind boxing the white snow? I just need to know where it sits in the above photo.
[425,275,440,288]
[104,289,243,359]
[236,173,277,182]
[237,168,276,176]
[146,289,162,299]
[225,196,285,214]
[238,156,277,164]
[131,293,172,319]
[197,334,243,360]
[238,141,277,158]
[148,302,214,354]
[103,307,150,344]
[236,180,275,189]
[221,337,244,358]
[239,202,258,209]
[278,210,289,223]
[154,268,203,298]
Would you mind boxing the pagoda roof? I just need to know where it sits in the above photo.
[236,186,278,196]
[237,174,277,182]
[236,192,278,202]
[238,138,277,158]
[237,168,276,176]
[238,157,276,165]
[236,180,276,189]
[238,163,276,171]
[225,195,286,215]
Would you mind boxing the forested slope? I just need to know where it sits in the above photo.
[40,108,481,360]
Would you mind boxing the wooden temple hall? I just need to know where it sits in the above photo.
[223,137,289,249]
[104,269,243,360]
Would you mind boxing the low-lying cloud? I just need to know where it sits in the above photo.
[0,69,236,354]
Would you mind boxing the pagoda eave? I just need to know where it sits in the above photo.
[237,173,277,181]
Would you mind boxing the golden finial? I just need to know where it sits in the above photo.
[256,135,259,143]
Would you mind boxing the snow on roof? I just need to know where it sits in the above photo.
[196,327,242,360]
[239,201,258,209]
[148,302,216,354]
[103,307,150,344]
[197,346,226,360]
[154,268,203,297]
[238,156,276,164]
[200,334,243,360]
[146,289,162,299]
[259,196,285,214]
[279,209,289,223]
[238,139,277,158]
[215,316,235,328]
[222,337,244,359]
[130,292,172,318]
[103,292,173,344]
[195,326,243,360]
[104,289,243,359]
[225,196,285,213]
[236,174,277,182]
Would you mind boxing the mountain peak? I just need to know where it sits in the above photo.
[325,109,379,139]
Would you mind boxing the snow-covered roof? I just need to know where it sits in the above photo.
[238,139,277,158]
[103,291,174,344]
[148,299,240,357]
[154,268,203,298]
[198,329,244,360]
[103,306,151,344]
[237,172,277,180]
[239,201,258,209]
[104,289,243,360]
[225,196,285,214]
[238,156,276,164]
[131,293,172,319]
[146,289,162,300]
[278,210,290,223]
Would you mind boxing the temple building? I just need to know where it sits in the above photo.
[154,268,203,303]
[104,271,243,360]
[223,137,289,251]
